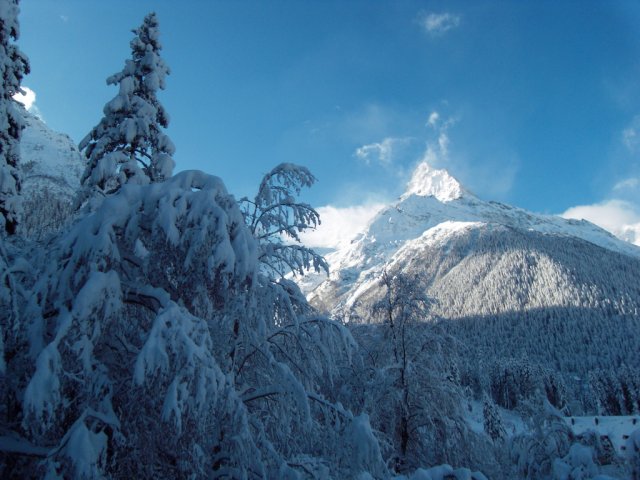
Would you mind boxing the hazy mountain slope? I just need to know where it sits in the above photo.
[18,109,84,237]
[19,109,83,198]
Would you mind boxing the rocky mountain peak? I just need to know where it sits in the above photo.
[402,161,467,202]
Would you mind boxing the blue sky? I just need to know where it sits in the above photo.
[16,1,640,247]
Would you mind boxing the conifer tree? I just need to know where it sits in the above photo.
[79,12,174,199]
[483,395,505,442]
[0,0,29,235]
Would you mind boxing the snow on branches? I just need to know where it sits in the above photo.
[0,0,29,234]
[3,168,382,478]
[240,163,329,277]
[79,12,174,201]
[9,171,256,476]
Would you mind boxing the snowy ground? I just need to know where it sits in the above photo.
[463,400,528,438]
[465,400,639,456]
[563,415,640,456]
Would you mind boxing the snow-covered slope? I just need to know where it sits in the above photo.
[303,162,640,319]
[304,162,640,416]
[19,109,84,200]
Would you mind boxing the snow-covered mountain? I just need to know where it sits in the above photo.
[17,108,85,237]
[303,162,640,417]
[19,108,84,200]
[304,162,640,321]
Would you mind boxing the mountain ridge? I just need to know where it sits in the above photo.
[19,108,84,200]
[17,108,85,238]
[302,161,640,418]
[302,161,640,317]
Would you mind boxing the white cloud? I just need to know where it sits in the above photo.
[417,133,451,170]
[12,86,44,120]
[613,177,639,191]
[354,137,411,166]
[421,112,456,168]
[561,199,640,247]
[427,111,457,132]
[622,115,640,152]
[421,143,439,166]
[420,12,461,36]
[562,173,640,247]
[355,108,517,202]
[425,111,457,166]
[298,203,386,250]
[438,131,450,157]
[355,139,394,165]
[13,86,36,110]
[427,111,440,127]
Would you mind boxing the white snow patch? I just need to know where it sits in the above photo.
[19,109,84,200]
[463,400,528,438]
[563,416,640,455]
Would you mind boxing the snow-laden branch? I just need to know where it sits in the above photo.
[240,163,328,277]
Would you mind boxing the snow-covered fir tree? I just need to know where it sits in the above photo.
[0,0,28,235]
[2,169,393,478]
[482,395,505,442]
[79,12,174,202]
